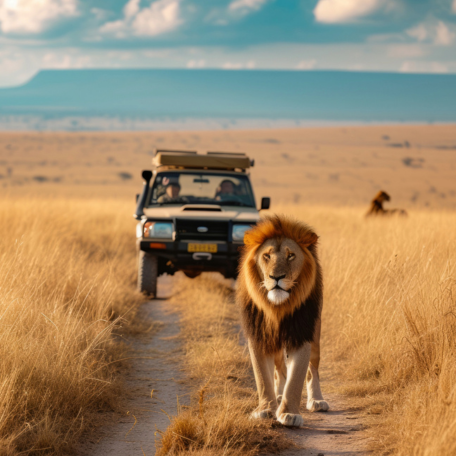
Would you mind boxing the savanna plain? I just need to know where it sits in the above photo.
[0,125,455,455]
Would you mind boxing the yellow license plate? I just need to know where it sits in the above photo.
[188,243,218,253]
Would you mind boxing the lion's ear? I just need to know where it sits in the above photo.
[301,232,319,248]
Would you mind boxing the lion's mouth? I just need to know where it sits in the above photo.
[267,287,290,305]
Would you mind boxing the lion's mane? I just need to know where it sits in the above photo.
[237,215,322,355]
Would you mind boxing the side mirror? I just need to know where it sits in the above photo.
[260,197,270,211]
[142,170,152,181]
[136,193,140,203]
[134,170,153,220]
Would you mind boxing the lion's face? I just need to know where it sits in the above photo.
[256,238,305,305]
[240,216,319,319]
[376,191,391,203]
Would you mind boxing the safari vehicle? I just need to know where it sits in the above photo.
[134,149,270,295]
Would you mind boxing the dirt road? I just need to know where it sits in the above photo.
[77,277,185,456]
[279,391,371,456]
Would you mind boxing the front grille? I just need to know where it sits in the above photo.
[176,219,229,241]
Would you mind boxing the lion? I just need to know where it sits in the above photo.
[236,215,329,428]
[366,191,407,217]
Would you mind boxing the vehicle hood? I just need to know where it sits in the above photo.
[143,205,260,222]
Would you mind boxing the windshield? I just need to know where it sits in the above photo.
[148,172,255,207]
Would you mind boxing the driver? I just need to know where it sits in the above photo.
[158,183,181,202]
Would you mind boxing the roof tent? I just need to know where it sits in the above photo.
[152,149,253,171]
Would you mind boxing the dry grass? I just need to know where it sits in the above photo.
[2,190,454,455]
[157,276,293,455]
[0,197,142,455]
[278,205,456,455]
[3,126,456,455]
[2,125,456,209]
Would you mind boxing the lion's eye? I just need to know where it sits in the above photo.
[288,253,295,261]
[263,253,270,261]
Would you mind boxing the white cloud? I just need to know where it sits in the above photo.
[296,59,317,70]
[406,19,455,46]
[222,60,256,69]
[0,47,96,87]
[313,0,395,24]
[435,20,455,45]
[100,0,182,38]
[0,0,78,34]
[206,0,268,25]
[90,8,109,21]
[387,44,424,58]
[100,20,126,37]
[42,52,92,69]
[124,0,140,19]
[400,60,448,73]
[453,0,456,14]
[2,41,456,89]
[406,23,428,41]
[133,0,181,36]
[187,59,205,68]
[228,0,268,15]
[142,49,171,58]
[222,62,243,69]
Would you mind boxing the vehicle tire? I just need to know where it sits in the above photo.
[137,251,158,296]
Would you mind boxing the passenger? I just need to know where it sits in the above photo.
[216,180,235,198]
[215,179,244,203]
[158,183,181,202]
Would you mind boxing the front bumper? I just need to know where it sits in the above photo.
[137,239,243,278]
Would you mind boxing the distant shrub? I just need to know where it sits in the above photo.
[33,175,49,182]
[402,157,425,168]
[118,172,133,180]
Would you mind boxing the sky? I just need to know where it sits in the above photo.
[0,0,455,87]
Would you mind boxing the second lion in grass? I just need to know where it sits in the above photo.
[237,215,329,427]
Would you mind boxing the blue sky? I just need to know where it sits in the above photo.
[0,0,455,87]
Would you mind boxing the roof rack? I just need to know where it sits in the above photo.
[206,151,246,156]
[154,149,197,155]
[152,150,253,171]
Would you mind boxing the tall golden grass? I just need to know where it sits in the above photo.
[2,194,455,455]
[0,197,141,455]
[280,205,456,455]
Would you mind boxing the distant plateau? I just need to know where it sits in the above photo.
[0,69,455,130]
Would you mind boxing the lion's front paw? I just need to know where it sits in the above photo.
[276,413,303,427]
[251,409,274,420]
[307,399,329,412]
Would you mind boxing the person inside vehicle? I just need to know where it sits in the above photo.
[158,183,181,202]
[215,179,239,201]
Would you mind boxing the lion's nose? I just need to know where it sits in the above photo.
[269,274,286,282]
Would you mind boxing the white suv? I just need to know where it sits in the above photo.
[134,150,270,296]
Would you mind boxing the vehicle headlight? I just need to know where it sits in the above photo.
[232,224,252,242]
[144,222,174,239]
